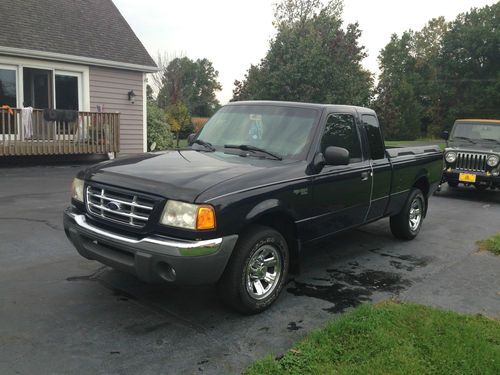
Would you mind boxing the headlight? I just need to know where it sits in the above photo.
[160,200,216,230]
[71,178,84,202]
[487,155,499,167]
[445,152,457,163]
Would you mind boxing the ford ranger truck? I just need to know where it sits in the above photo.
[441,119,500,190]
[64,101,443,314]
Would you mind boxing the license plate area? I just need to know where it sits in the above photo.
[459,173,476,183]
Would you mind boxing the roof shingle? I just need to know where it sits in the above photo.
[0,0,156,69]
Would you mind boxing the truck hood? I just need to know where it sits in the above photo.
[447,140,500,153]
[84,150,293,202]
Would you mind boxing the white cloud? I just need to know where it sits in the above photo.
[114,0,496,104]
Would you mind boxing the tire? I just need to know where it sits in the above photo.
[448,180,459,188]
[390,188,426,241]
[217,225,289,314]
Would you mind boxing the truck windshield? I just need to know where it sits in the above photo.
[195,105,320,159]
[451,122,500,142]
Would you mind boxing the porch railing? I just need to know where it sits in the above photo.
[0,108,120,156]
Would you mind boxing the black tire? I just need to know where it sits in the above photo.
[217,225,289,314]
[390,188,426,241]
[448,180,459,188]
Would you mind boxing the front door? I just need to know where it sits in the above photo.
[310,112,372,239]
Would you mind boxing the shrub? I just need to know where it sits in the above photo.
[147,103,173,151]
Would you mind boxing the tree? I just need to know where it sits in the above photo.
[147,103,173,151]
[232,0,373,106]
[166,102,191,147]
[157,57,222,117]
[438,3,500,130]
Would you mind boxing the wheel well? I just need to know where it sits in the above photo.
[249,212,301,274]
[413,176,430,197]
[413,176,430,215]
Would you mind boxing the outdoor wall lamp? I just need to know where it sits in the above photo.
[128,90,136,104]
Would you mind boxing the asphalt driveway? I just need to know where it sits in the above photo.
[0,165,499,375]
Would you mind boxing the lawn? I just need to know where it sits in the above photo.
[385,139,446,150]
[244,302,500,375]
[477,233,500,256]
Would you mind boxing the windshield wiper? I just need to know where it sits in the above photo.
[224,144,282,160]
[192,139,216,151]
[452,136,476,144]
[480,138,500,145]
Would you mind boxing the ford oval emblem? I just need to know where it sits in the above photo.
[106,201,121,211]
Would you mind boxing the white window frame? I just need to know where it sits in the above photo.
[0,63,20,135]
[54,70,83,110]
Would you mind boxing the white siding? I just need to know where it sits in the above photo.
[89,66,144,154]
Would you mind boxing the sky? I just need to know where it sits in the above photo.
[113,0,497,104]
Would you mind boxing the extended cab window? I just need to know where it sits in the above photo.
[362,114,385,160]
[321,114,362,162]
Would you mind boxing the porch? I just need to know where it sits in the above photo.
[1,108,120,156]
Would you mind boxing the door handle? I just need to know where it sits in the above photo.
[361,171,370,181]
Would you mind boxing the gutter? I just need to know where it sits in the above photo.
[0,46,158,73]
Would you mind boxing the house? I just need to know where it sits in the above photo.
[0,0,157,157]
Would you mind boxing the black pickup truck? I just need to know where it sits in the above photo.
[64,101,442,313]
[441,119,500,190]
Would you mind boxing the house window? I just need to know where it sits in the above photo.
[23,67,52,108]
[55,74,79,110]
[0,66,17,134]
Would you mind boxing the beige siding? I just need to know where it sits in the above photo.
[89,66,144,154]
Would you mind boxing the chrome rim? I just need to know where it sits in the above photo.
[409,197,422,232]
[245,244,282,300]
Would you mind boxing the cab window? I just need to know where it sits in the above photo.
[362,114,385,160]
[320,113,362,163]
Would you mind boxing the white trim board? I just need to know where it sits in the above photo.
[0,46,158,73]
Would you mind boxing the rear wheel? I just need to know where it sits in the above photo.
[390,188,426,240]
[217,225,289,314]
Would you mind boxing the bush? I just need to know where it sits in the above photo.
[147,103,173,151]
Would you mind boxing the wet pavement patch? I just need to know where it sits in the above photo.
[287,321,303,331]
[287,268,412,314]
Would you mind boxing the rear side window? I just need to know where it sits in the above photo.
[362,114,385,160]
[321,114,362,162]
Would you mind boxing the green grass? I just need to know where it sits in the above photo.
[385,139,446,150]
[477,233,500,255]
[244,302,500,375]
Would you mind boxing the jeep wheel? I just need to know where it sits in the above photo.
[390,188,426,240]
[217,225,289,314]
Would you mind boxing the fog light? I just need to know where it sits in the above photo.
[492,169,500,177]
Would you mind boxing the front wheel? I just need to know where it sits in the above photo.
[217,225,289,314]
[390,188,426,240]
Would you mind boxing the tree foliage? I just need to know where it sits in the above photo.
[232,0,373,106]
[374,3,499,139]
[166,102,191,147]
[157,57,222,117]
[147,103,173,151]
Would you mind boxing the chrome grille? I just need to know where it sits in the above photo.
[86,185,155,228]
[456,152,487,172]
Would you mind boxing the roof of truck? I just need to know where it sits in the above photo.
[227,101,376,115]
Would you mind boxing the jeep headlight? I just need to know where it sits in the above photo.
[160,200,216,230]
[71,178,84,202]
[445,152,457,163]
[487,154,499,167]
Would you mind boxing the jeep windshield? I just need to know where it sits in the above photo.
[451,121,500,144]
[194,104,320,160]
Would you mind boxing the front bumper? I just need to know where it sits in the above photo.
[442,169,500,185]
[63,208,238,285]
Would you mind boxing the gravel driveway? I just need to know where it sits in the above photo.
[1,165,498,375]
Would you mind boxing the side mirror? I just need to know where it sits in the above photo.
[187,133,197,146]
[441,131,449,140]
[324,146,349,166]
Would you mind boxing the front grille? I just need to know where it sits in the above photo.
[86,185,155,228]
[456,152,487,172]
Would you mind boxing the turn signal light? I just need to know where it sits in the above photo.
[196,206,216,230]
